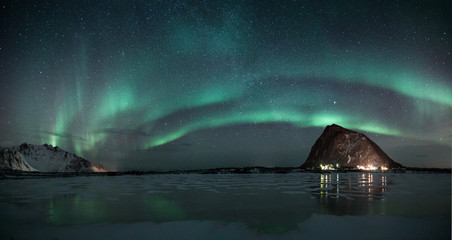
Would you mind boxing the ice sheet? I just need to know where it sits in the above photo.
[0,172,450,239]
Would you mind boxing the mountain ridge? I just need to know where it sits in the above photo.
[0,143,107,173]
[301,124,403,170]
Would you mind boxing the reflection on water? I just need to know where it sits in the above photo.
[314,173,390,216]
[48,195,108,225]
[0,173,450,238]
[317,173,388,200]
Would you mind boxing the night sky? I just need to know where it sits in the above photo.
[0,1,451,170]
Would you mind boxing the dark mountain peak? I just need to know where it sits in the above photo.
[327,123,346,132]
[301,124,403,170]
[321,123,357,138]
[19,143,32,150]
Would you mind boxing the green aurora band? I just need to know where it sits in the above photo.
[45,56,450,154]
[1,1,450,168]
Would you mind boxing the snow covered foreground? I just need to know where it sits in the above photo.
[0,143,106,172]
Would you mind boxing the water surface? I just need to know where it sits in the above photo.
[0,172,450,239]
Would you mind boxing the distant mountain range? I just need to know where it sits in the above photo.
[301,124,403,170]
[0,124,404,173]
[0,143,106,173]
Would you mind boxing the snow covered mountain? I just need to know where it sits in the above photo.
[0,143,107,172]
[301,124,403,170]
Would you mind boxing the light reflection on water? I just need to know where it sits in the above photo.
[314,173,390,216]
[0,173,450,238]
[317,173,388,199]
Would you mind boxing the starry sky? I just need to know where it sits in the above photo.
[0,0,451,170]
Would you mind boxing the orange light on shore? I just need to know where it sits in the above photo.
[356,165,379,171]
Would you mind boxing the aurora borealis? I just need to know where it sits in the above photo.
[0,1,451,170]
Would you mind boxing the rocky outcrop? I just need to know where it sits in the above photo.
[301,124,403,170]
[0,148,37,172]
[0,143,107,172]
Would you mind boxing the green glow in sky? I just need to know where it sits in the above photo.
[1,0,450,169]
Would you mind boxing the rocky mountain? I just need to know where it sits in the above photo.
[0,143,107,172]
[301,124,403,170]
